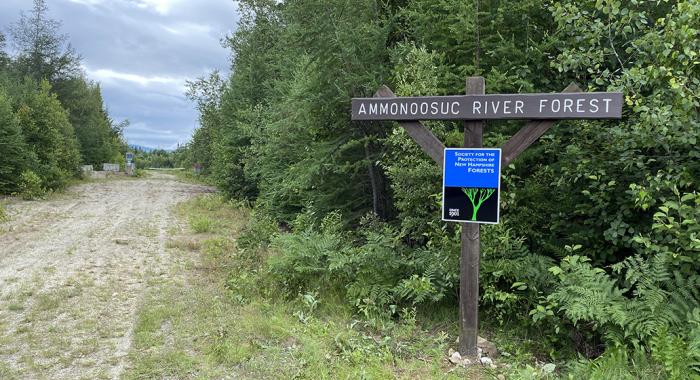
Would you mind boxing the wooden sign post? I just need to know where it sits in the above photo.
[352,77,622,357]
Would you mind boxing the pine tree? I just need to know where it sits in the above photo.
[16,80,80,189]
[8,0,81,83]
[0,89,32,193]
[58,78,120,166]
[0,32,9,69]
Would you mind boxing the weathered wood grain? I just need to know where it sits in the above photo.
[460,76,485,358]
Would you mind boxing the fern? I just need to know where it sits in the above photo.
[549,249,700,378]
[687,308,700,375]
[568,347,663,380]
[650,328,696,380]
[548,255,626,329]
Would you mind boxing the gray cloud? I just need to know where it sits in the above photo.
[0,0,238,149]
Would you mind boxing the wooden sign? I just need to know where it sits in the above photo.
[351,78,623,358]
[351,92,622,121]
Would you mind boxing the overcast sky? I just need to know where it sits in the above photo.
[0,0,238,149]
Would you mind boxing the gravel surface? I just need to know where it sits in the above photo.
[0,173,212,379]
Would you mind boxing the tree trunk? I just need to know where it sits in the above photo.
[363,136,393,220]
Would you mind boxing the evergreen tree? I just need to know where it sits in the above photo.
[58,78,121,166]
[8,0,81,84]
[0,89,32,193]
[0,33,9,69]
[16,80,80,189]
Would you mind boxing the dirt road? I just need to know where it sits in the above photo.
[0,173,212,379]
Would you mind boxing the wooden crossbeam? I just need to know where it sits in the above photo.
[374,86,446,167]
[501,83,581,166]
[374,83,582,168]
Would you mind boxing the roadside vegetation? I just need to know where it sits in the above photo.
[0,203,7,223]
[127,194,485,379]
[175,0,700,378]
[0,0,128,200]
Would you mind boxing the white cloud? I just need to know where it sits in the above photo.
[67,0,105,5]
[85,67,184,88]
[67,0,181,16]
[133,0,181,15]
[161,22,212,36]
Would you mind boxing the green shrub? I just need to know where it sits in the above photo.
[190,216,214,233]
[268,212,348,295]
[17,170,44,200]
[478,226,557,328]
[38,165,71,191]
[237,208,278,249]
[268,210,549,327]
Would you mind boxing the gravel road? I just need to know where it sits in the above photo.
[0,173,212,379]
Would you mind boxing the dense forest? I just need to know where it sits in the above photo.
[178,0,700,377]
[0,0,126,198]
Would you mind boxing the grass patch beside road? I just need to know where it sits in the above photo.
[125,194,473,379]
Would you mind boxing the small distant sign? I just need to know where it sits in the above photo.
[126,152,134,163]
[442,148,501,224]
[103,163,120,172]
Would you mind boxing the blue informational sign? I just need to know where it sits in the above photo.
[126,152,134,163]
[442,148,501,224]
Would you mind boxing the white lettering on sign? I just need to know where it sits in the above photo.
[452,151,497,174]
[360,100,465,118]
[590,99,599,112]
[351,92,622,120]
[564,98,573,113]
[551,99,561,113]
[441,102,450,114]
[536,97,611,114]
[474,100,525,115]
[490,101,500,114]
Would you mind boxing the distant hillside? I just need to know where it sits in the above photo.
[129,144,156,153]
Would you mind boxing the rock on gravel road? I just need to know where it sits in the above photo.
[0,173,213,379]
